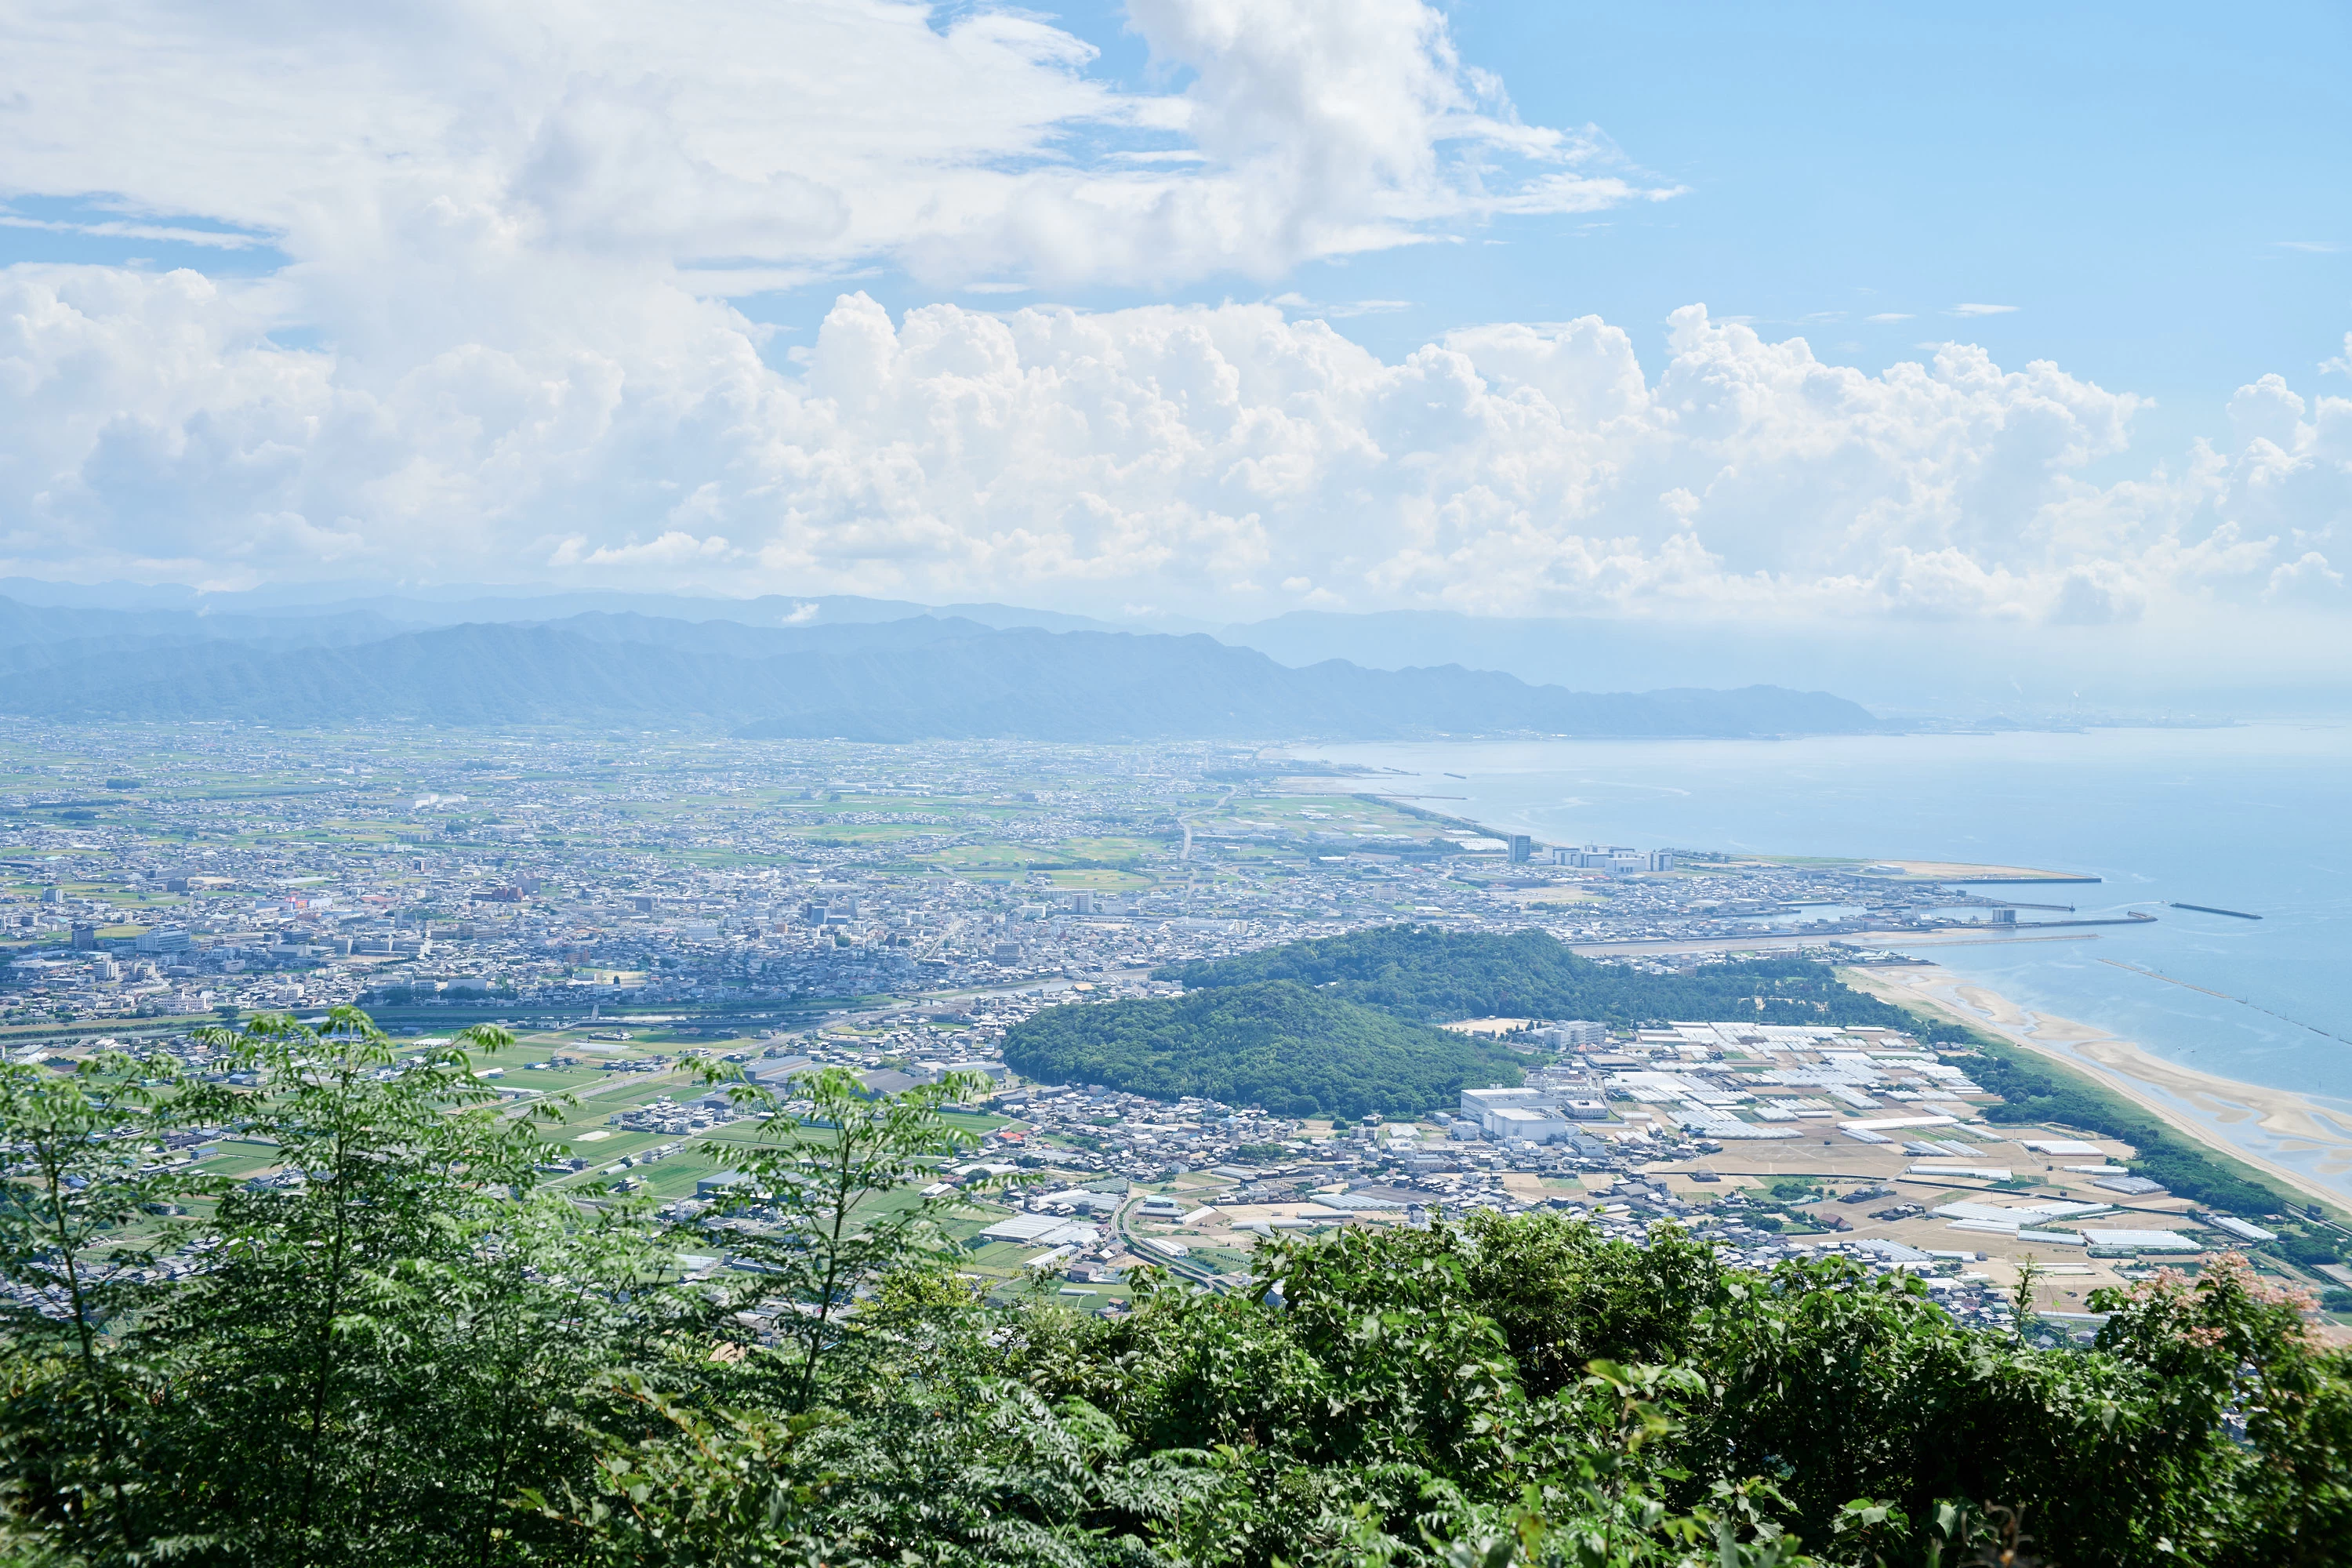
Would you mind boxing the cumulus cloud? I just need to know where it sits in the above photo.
[2267,550,2344,602]
[0,0,1662,291]
[3,263,2347,634]
[0,0,2344,658]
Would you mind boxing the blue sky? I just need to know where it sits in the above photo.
[0,0,2343,679]
[717,0,2351,456]
[1444,0,2351,452]
[20,0,2343,450]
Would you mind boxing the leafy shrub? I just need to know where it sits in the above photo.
[5,1012,2349,1568]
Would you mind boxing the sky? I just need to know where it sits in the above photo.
[0,0,2346,688]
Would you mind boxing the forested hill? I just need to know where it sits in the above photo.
[1000,980,1523,1119]
[1004,925,1963,1113]
[1152,925,1961,1037]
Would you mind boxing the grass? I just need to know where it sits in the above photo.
[194,1142,285,1180]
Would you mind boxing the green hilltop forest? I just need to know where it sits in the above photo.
[1000,978,1526,1119]
[1152,925,1941,1034]
[1020,924,2321,1225]
[4,1008,2350,1568]
[1001,926,1940,1117]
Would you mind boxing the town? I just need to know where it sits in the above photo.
[1,724,2085,1028]
[0,718,2311,1344]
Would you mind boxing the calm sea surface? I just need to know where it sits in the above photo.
[1308,726,2352,1137]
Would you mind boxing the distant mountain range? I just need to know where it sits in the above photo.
[0,597,1882,740]
[0,578,1131,634]
[4,576,2331,721]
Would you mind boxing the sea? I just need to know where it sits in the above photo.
[1307,724,2352,1196]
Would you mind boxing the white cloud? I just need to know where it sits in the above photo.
[1950,303,2020,317]
[2267,550,2344,602]
[0,209,270,250]
[1274,294,1413,317]
[0,0,1668,292]
[0,0,2343,672]
[3,267,2347,646]
[1864,312,1914,323]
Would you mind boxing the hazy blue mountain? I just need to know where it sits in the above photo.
[533,610,996,658]
[3,583,2314,720]
[1214,607,2322,720]
[324,590,1125,634]
[1221,608,1882,696]
[0,596,412,661]
[0,604,1883,740]
[0,579,1133,635]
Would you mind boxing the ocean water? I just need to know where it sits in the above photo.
[1308,726,2352,1189]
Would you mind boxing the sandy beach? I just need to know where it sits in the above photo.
[1844,962,2352,1212]
[1866,859,2097,884]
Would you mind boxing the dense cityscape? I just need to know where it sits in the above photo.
[2,724,2080,1027]
[1,718,2310,1346]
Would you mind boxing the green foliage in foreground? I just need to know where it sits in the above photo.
[1153,927,1944,1035]
[5,1011,2352,1568]
[1003,978,1525,1117]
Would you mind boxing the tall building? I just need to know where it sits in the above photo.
[1507,833,1533,864]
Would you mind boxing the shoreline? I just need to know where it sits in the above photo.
[1278,738,2351,1213]
[1842,961,2352,1213]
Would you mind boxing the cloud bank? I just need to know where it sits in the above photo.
[0,0,2343,655]
[4,271,2345,633]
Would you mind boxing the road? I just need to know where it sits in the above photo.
[1172,786,1236,862]
[1110,1189,1232,1293]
